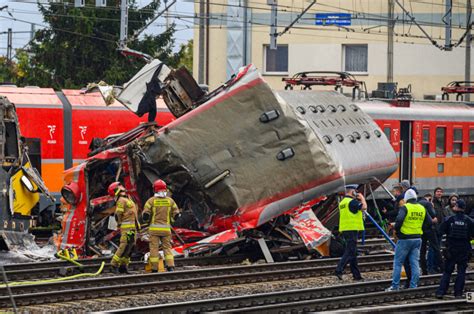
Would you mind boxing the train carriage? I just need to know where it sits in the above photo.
[0,87,175,197]
[359,99,474,200]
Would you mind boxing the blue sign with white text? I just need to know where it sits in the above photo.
[315,13,351,26]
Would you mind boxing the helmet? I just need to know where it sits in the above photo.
[108,182,125,197]
[153,180,167,193]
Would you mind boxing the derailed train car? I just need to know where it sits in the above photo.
[57,62,397,258]
[0,96,55,249]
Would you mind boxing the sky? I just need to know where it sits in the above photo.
[0,0,194,58]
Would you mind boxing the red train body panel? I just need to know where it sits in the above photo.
[0,87,175,194]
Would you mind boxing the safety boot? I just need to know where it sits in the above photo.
[119,265,130,274]
[110,265,120,274]
[166,266,175,272]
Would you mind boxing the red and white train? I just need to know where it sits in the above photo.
[2,87,473,201]
[0,86,175,196]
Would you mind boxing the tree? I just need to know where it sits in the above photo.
[0,57,18,84]
[176,39,193,73]
[16,0,180,89]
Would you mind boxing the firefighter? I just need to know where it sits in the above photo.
[335,184,367,281]
[142,179,180,272]
[436,199,474,299]
[108,182,139,274]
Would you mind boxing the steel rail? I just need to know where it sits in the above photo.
[2,247,390,281]
[222,280,474,313]
[2,253,248,272]
[2,254,249,281]
[335,298,471,312]
[108,273,474,313]
[0,256,395,307]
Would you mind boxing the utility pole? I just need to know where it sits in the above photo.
[30,24,35,41]
[387,0,394,83]
[119,0,128,49]
[164,0,170,29]
[268,0,278,50]
[466,0,472,101]
[243,0,248,65]
[7,28,12,64]
[198,0,206,84]
[445,0,452,50]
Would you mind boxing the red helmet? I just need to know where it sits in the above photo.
[153,180,167,193]
[108,182,125,197]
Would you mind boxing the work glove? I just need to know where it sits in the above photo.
[142,211,151,223]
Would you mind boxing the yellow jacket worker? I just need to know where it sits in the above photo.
[108,182,139,274]
[142,180,180,272]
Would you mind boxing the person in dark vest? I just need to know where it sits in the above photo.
[335,184,367,281]
[436,199,474,298]
[386,189,432,291]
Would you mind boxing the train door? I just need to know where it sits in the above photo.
[399,121,413,182]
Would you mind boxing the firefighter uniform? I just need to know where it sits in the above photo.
[111,196,139,270]
[436,200,474,298]
[143,196,180,271]
[335,193,365,280]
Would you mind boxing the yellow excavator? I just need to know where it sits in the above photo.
[0,95,54,250]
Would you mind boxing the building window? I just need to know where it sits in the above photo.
[343,44,368,73]
[436,127,446,156]
[469,128,474,155]
[453,128,463,156]
[264,45,288,74]
[422,127,430,157]
[383,126,391,141]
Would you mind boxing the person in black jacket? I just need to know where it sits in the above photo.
[436,199,474,299]
[419,197,444,275]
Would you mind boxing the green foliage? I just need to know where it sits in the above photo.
[15,0,183,89]
[176,39,193,73]
[0,57,18,84]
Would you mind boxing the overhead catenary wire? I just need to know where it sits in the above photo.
[2,0,473,57]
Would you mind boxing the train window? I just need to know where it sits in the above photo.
[383,127,391,141]
[422,127,430,157]
[453,128,463,156]
[436,127,446,156]
[470,128,474,155]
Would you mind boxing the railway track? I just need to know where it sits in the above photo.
[0,253,394,308]
[2,254,249,281]
[2,238,393,281]
[108,273,473,313]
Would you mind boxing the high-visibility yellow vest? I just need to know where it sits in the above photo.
[400,203,425,235]
[339,197,364,232]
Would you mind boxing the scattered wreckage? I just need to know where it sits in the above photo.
[0,96,55,250]
[56,61,397,260]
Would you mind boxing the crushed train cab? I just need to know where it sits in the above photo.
[57,62,398,258]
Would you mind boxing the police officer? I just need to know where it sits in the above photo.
[142,179,180,272]
[335,184,367,281]
[109,182,139,274]
[436,199,474,298]
[386,189,432,291]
